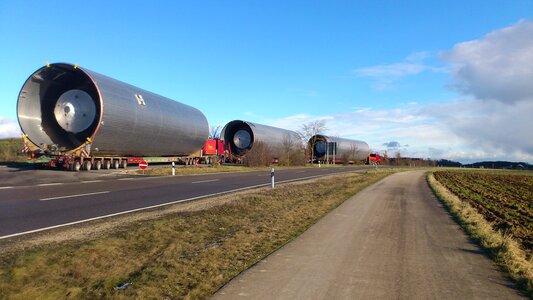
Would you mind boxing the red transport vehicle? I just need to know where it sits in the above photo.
[368,153,381,165]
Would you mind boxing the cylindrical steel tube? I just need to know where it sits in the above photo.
[17,63,209,156]
[221,120,301,157]
[310,135,370,162]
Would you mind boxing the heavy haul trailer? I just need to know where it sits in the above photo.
[22,137,223,171]
[18,63,211,171]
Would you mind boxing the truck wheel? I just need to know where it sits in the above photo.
[120,160,128,168]
[103,160,111,169]
[93,160,102,170]
[83,160,92,171]
[73,161,81,172]
[113,160,120,169]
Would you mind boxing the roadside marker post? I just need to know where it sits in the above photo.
[271,168,275,189]
[172,162,176,176]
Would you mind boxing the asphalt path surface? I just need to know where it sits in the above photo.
[0,165,377,238]
[214,170,524,299]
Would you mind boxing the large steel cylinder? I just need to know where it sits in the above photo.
[310,135,370,162]
[17,63,209,156]
[221,120,301,157]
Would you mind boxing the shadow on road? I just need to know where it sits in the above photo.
[0,162,36,172]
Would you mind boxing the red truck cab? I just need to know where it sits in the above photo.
[202,138,225,156]
[368,153,381,164]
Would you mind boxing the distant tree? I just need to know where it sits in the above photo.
[297,120,327,164]
[0,138,27,163]
[289,149,308,166]
[437,159,462,167]
[243,141,272,167]
[280,133,302,166]
[395,151,402,166]
[381,150,390,165]
[209,125,221,139]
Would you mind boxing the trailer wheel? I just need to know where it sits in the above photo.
[103,160,111,169]
[73,161,81,172]
[113,160,120,169]
[120,160,128,168]
[93,160,102,170]
[83,160,92,171]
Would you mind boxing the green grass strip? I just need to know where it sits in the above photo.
[0,169,395,299]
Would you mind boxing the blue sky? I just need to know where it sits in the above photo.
[1,1,532,162]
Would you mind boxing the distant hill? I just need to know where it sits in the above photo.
[437,159,462,167]
[436,159,532,170]
[463,161,532,170]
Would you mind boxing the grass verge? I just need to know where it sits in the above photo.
[130,165,271,176]
[427,172,532,296]
[129,164,367,176]
[0,169,395,299]
[0,138,27,163]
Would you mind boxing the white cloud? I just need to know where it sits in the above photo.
[236,22,533,163]
[355,62,428,78]
[442,20,533,104]
[353,51,444,90]
[421,99,533,160]
[262,98,533,163]
[429,20,533,162]
[266,114,334,132]
[243,111,259,118]
[0,116,21,138]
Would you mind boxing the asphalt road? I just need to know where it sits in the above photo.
[0,165,377,238]
[213,170,524,299]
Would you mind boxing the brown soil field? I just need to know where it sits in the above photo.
[433,170,532,255]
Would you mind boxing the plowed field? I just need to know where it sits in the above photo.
[433,171,532,254]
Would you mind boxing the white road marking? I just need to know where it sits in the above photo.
[144,176,169,180]
[0,170,359,240]
[81,180,103,183]
[40,191,110,201]
[191,179,219,184]
[0,186,13,190]
[37,183,63,186]
[118,176,164,181]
